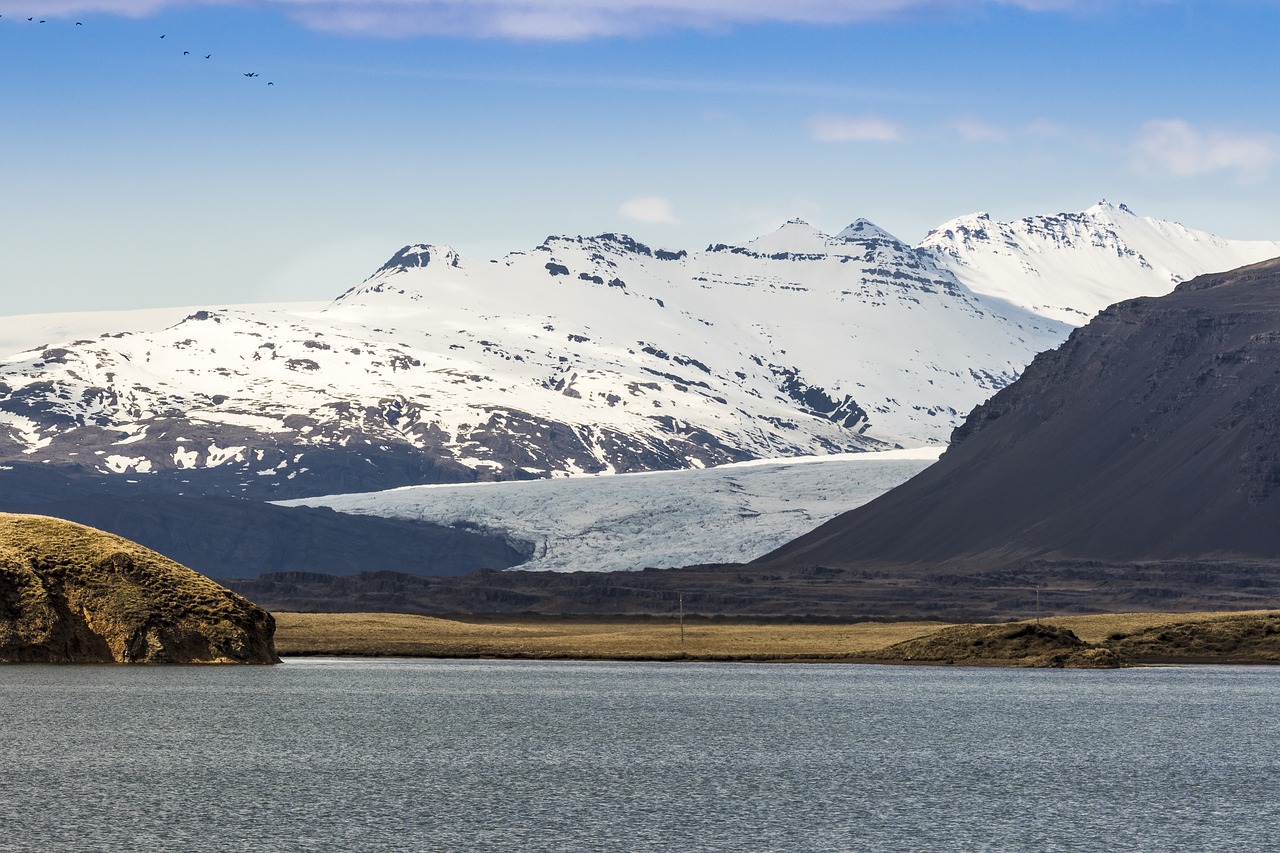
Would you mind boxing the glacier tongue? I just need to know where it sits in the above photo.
[282,448,943,572]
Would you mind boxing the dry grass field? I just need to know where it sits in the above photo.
[274,609,1280,664]
[273,612,949,661]
[1042,610,1280,644]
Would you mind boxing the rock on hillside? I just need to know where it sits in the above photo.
[0,513,278,663]
[760,256,1280,570]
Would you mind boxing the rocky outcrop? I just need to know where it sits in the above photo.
[870,622,1122,668]
[0,513,278,663]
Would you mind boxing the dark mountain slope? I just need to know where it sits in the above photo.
[0,464,527,579]
[761,256,1280,568]
[17,496,529,579]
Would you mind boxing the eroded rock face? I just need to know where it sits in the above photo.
[0,513,278,663]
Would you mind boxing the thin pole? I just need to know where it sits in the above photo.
[1036,586,1041,624]
[679,592,685,648]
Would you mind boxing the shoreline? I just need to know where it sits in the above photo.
[273,609,1280,668]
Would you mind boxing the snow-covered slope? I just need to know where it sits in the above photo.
[0,221,1061,496]
[0,303,325,360]
[0,202,1273,499]
[282,448,941,572]
[924,201,1280,325]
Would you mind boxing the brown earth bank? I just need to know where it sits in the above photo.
[273,609,1280,668]
[223,556,1280,623]
[0,513,279,663]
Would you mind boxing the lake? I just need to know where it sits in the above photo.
[1,659,1277,851]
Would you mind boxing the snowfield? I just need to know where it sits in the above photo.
[923,201,1280,325]
[0,302,326,361]
[282,447,942,572]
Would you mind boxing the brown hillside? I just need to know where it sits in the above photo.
[0,513,278,663]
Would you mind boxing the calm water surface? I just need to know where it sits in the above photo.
[1,659,1278,852]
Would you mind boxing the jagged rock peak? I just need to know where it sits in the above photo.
[836,218,903,244]
[371,244,464,277]
[539,233,688,260]
[1086,199,1135,216]
[921,211,993,243]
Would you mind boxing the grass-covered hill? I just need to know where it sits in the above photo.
[0,513,278,663]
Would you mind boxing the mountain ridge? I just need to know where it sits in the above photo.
[0,203,1275,506]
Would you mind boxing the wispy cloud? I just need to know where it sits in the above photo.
[948,117,1008,144]
[9,0,1145,39]
[810,113,904,143]
[618,195,677,224]
[1134,119,1278,183]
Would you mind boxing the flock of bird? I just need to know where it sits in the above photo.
[2,14,276,86]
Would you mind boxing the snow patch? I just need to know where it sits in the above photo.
[205,442,246,467]
[173,446,200,469]
[104,455,152,474]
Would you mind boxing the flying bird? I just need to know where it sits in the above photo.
[184,51,189,55]
[205,54,211,59]
[243,72,258,78]
[267,82,274,86]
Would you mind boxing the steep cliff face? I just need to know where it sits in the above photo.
[0,513,278,663]
[760,256,1280,568]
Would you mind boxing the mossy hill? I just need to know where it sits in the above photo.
[871,622,1123,668]
[0,513,278,663]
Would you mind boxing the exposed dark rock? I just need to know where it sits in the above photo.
[219,555,1280,621]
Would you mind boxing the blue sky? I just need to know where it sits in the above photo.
[2,0,1279,314]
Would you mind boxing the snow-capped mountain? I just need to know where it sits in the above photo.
[924,200,1280,325]
[0,202,1274,500]
[0,219,1062,497]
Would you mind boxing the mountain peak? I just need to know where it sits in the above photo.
[536,233,688,261]
[371,244,463,278]
[746,219,832,254]
[1086,199,1135,217]
[836,218,901,243]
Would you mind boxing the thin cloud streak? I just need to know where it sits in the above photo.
[311,64,919,104]
[810,113,904,143]
[619,195,677,224]
[949,117,1009,144]
[3,0,1156,39]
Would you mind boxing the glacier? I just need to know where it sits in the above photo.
[281,447,943,572]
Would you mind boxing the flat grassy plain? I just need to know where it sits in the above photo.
[274,609,1280,664]
[273,612,949,661]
